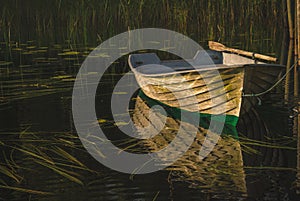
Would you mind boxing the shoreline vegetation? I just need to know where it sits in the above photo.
[0,0,283,53]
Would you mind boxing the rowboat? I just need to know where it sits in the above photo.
[128,42,284,126]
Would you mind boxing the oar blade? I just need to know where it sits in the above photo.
[208,41,226,51]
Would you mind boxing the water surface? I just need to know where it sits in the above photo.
[0,1,299,201]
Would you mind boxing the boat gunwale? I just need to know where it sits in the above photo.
[128,54,284,77]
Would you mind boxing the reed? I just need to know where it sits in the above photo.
[0,129,93,194]
[285,40,294,102]
[296,0,300,98]
[0,0,284,49]
[294,102,300,194]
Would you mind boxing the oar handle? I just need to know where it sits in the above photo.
[208,41,277,62]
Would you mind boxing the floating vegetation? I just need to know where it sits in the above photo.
[58,51,80,56]
[0,61,13,66]
[0,185,52,195]
[11,48,22,51]
[0,128,94,194]
[239,135,297,151]
[0,166,22,183]
[51,75,73,80]
[114,121,130,127]
[26,46,36,49]
[98,119,107,124]
[21,51,34,55]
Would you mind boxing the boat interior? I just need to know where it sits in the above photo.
[128,50,265,75]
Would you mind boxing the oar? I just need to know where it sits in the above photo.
[208,41,277,62]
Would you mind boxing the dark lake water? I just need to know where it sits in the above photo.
[1,1,300,201]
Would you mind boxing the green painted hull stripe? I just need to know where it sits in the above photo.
[138,90,239,138]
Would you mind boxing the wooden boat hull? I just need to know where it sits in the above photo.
[134,67,244,117]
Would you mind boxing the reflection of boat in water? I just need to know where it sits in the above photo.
[132,91,247,197]
[128,43,284,126]
[131,90,297,200]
